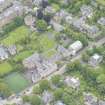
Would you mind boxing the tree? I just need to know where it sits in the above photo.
[62,93,72,105]
[67,60,83,72]
[51,75,64,87]
[39,80,50,92]
[97,83,105,97]
[30,95,42,105]
[96,74,105,84]
[33,85,41,94]
[36,20,47,31]
[0,82,11,97]
[53,88,64,100]
[14,17,24,27]
[82,53,89,62]
[22,95,30,103]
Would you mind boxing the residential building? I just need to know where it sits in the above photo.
[64,76,80,89]
[50,20,65,32]
[69,40,83,56]
[24,14,36,26]
[23,53,41,69]
[0,1,23,28]
[42,91,53,104]
[89,53,103,66]
[98,17,105,26]
[57,45,70,57]
[65,14,73,25]
[80,5,93,18]
[0,46,8,60]
[8,45,17,55]
[0,0,13,13]
[44,6,56,15]
[83,93,98,105]
[23,53,57,81]
[55,101,66,105]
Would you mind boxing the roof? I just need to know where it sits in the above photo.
[50,20,65,32]
[55,101,65,105]
[64,76,80,89]
[92,53,101,60]
[83,92,98,105]
[24,53,41,63]
[0,46,8,57]
[0,0,13,12]
[42,91,53,104]
[80,5,93,17]
[0,0,4,4]
[98,17,105,26]
[69,40,83,51]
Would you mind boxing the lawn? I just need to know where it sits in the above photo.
[39,35,56,51]
[13,50,33,62]
[96,0,105,5]
[0,62,13,76]
[5,72,30,93]
[43,49,57,58]
[1,26,29,46]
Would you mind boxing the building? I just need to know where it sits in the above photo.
[24,14,36,26]
[37,60,57,78]
[0,46,8,60]
[65,14,73,25]
[53,9,69,23]
[33,0,48,7]
[23,53,57,81]
[83,93,98,105]
[64,76,80,89]
[42,91,53,104]
[72,17,86,31]
[0,1,23,28]
[80,5,93,18]
[57,45,70,57]
[23,53,41,69]
[50,20,65,32]
[89,53,103,66]
[86,25,99,37]
[44,6,56,15]
[98,17,105,26]
[69,40,83,56]
[0,0,13,13]
[55,101,66,105]
[8,45,17,55]
[99,100,105,105]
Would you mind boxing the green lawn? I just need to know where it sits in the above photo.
[43,49,57,58]
[39,35,56,51]
[13,50,33,62]
[96,0,105,5]
[1,26,29,46]
[0,62,13,76]
[5,72,30,93]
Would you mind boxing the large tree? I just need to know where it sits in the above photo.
[36,20,47,31]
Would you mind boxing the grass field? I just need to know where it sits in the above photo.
[39,35,56,51]
[96,0,105,5]
[43,49,57,58]
[5,72,29,93]
[13,50,33,62]
[1,26,29,46]
[0,62,13,76]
